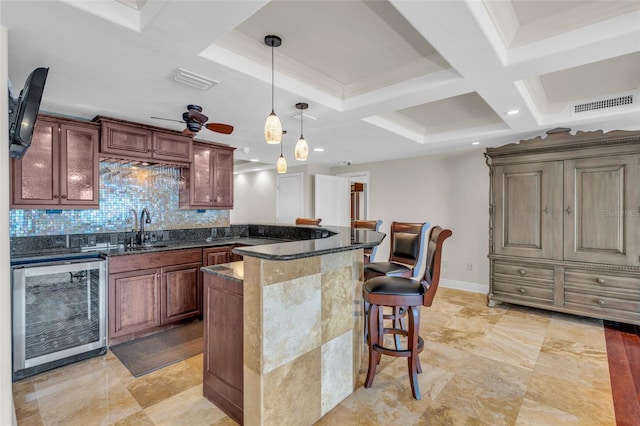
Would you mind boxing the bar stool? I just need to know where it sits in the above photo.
[363,221,428,347]
[363,226,452,399]
[352,219,382,263]
[363,221,428,280]
[295,217,322,225]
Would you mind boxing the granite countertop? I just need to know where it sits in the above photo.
[10,225,385,264]
[232,226,385,261]
[10,237,281,264]
[201,261,244,282]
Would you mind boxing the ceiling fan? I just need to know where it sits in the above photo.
[151,104,234,135]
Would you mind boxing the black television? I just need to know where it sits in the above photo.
[8,67,49,159]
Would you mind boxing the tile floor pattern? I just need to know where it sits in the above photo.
[13,288,615,425]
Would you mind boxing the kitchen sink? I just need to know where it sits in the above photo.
[126,243,169,251]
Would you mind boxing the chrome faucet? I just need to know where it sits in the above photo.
[139,208,152,244]
[129,209,138,231]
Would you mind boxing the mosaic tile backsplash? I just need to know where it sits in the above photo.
[10,162,230,237]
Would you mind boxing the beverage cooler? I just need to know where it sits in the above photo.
[11,256,107,380]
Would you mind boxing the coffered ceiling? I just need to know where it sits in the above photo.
[2,0,639,172]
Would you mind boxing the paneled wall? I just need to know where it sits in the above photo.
[10,162,229,237]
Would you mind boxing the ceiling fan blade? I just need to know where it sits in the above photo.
[187,110,208,124]
[206,123,234,134]
[150,116,185,124]
[182,128,196,136]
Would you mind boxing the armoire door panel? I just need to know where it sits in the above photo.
[564,154,639,266]
[494,162,563,259]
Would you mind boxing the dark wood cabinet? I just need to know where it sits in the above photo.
[11,114,100,209]
[203,246,231,266]
[163,262,202,324]
[96,116,192,164]
[180,142,235,209]
[109,268,161,339]
[108,248,202,344]
[203,271,243,424]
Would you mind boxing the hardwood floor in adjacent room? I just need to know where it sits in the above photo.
[13,288,622,425]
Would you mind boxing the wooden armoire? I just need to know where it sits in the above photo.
[485,128,640,325]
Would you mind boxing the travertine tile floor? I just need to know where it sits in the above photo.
[13,288,615,425]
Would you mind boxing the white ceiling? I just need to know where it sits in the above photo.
[2,0,639,172]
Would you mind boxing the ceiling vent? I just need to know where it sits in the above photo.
[572,92,635,115]
[172,68,218,91]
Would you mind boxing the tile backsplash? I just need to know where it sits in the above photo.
[10,162,229,237]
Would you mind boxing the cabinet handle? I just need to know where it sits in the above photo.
[518,288,526,294]
[148,149,152,152]
[53,195,59,199]
[544,206,549,214]
[518,269,526,276]
[61,194,67,199]
[156,273,160,279]
[598,299,606,306]
[566,206,572,215]
[596,278,606,285]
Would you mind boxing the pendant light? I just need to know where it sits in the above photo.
[295,102,309,161]
[264,35,282,144]
[276,130,287,174]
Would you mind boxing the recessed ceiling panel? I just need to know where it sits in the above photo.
[396,93,504,135]
[539,52,640,104]
[224,0,449,97]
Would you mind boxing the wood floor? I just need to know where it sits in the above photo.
[604,321,640,426]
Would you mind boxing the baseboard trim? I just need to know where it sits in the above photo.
[440,279,488,294]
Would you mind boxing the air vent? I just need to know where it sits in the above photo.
[573,94,634,114]
[172,68,218,91]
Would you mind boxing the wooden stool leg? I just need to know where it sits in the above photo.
[364,303,381,388]
[407,306,421,400]
[393,306,402,349]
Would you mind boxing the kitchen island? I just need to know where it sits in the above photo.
[201,225,384,425]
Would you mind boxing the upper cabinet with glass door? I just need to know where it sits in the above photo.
[11,114,100,209]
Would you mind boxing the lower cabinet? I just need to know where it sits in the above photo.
[108,248,202,345]
[163,262,202,324]
[203,271,243,424]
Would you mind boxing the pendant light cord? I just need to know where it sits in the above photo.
[271,44,275,112]
[300,108,304,137]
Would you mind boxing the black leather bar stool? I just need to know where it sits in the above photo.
[363,221,428,280]
[363,226,452,400]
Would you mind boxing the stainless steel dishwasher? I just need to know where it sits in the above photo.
[11,255,107,381]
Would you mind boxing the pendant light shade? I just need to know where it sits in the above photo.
[265,111,282,144]
[295,102,309,161]
[277,130,287,173]
[264,35,282,144]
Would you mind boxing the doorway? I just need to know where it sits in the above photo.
[275,173,304,224]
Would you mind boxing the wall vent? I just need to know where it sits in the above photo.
[172,68,218,90]
[573,94,634,114]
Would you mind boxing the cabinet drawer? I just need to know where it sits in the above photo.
[565,270,640,292]
[495,262,554,281]
[564,292,640,315]
[493,280,554,303]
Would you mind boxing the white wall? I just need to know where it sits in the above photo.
[230,170,277,224]
[1,25,18,426]
[231,150,490,291]
[332,150,490,290]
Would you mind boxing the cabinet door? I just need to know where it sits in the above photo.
[109,269,161,339]
[191,144,214,206]
[11,119,60,206]
[203,273,243,423]
[59,123,100,207]
[162,262,202,324]
[100,121,152,158]
[212,147,234,208]
[564,154,640,266]
[152,131,192,162]
[493,162,563,259]
[204,247,231,266]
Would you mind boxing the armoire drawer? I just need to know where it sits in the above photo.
[564,292,640,315]
[565,270,640,292]
[492,280,554,303]
[494,262,554,282]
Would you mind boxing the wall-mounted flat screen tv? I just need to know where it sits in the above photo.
[8,67,49,159]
